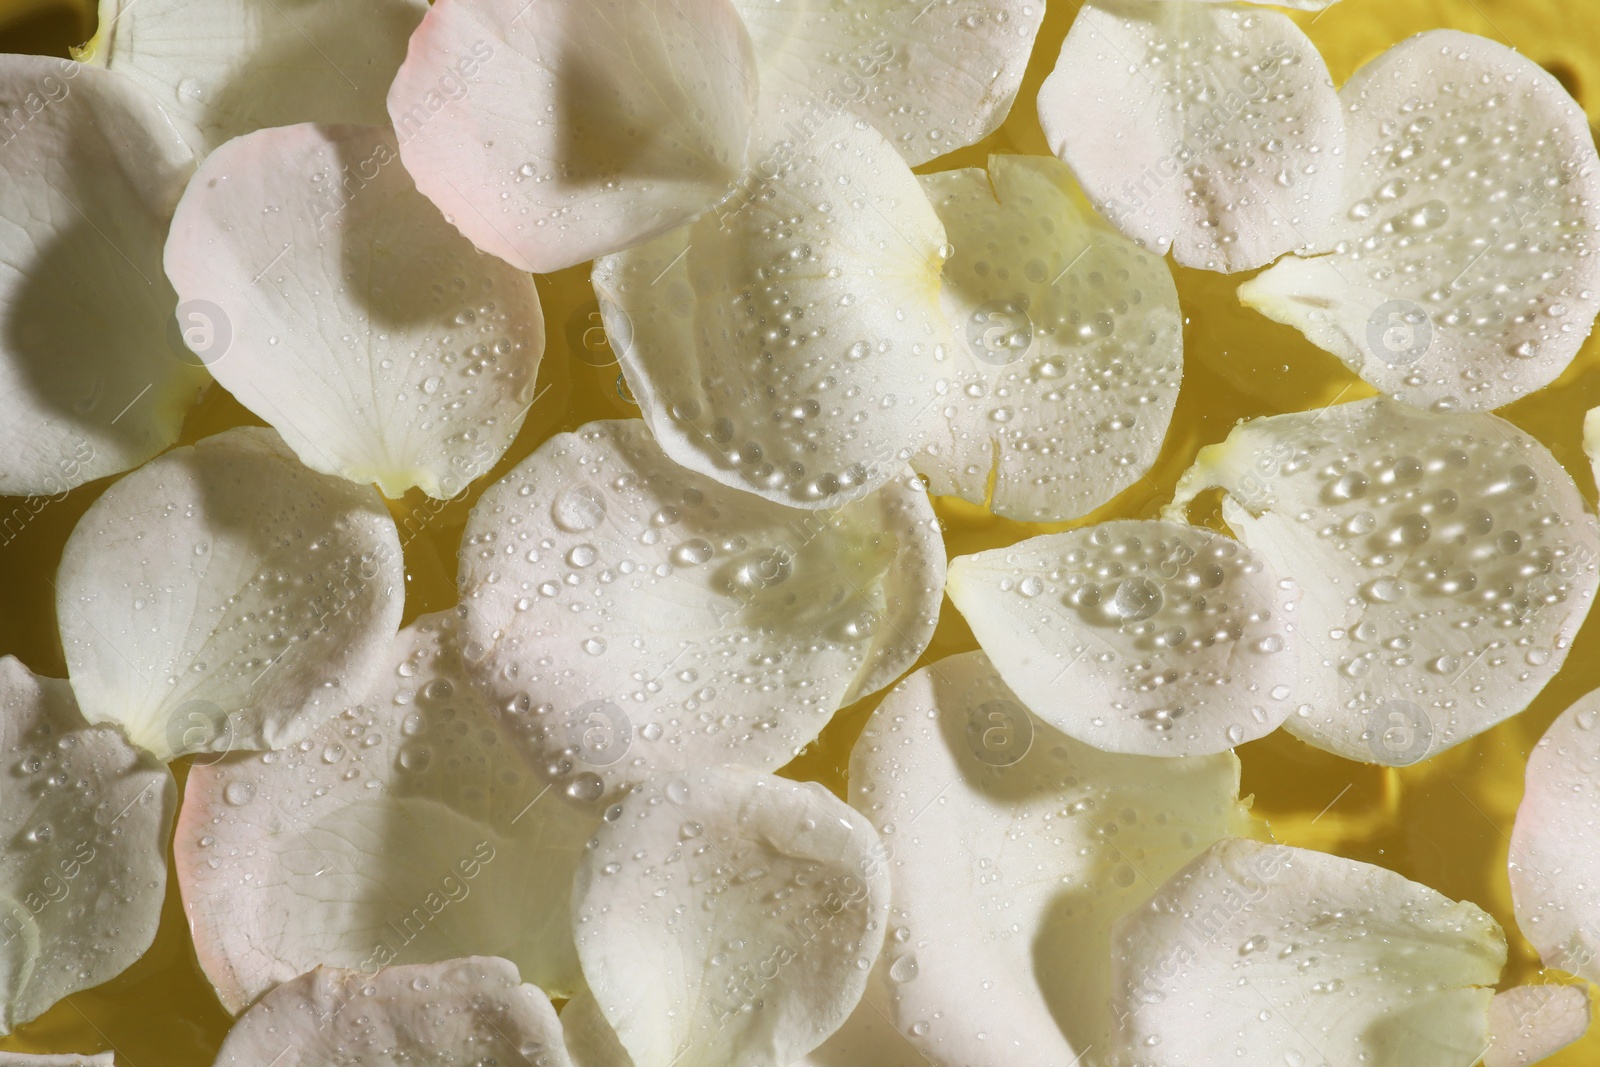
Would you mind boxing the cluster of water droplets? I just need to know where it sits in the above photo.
[456,422,938,799]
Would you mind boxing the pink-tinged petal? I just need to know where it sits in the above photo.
[164,123,544,499]
[0,55,205,496]
[387,0,758,274]
[1038,0,1345,273]
[1240,30,1600,411]
[176,611,592,1015]
[57,427,404,761]
[0,656,173,1035]
[213,957,573,1066]
[1484,985,1590,1067]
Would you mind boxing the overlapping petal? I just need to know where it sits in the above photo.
[948,521,1300,756]
[572,766,890,1067]
[88,0,427,153]
[0,55,204,496]
[1240,30,1600,411]
[0,656,173,1036]
[1509,688,1600,986]
[1110,838,1505,1067]
[847,651,1251,1067]
[732,0,1043,167]
[212,956,573,1067]
[915,155,1183,521]
[594,109,951,509]
[1038,0,1345,273]
[1484,985,1591,1067]
[57,427,404,760]
[457,419,943,800]
[164,122,545,499]
[389,0,759,274]
[176,611,592,1015]
[1166,397,1598,764]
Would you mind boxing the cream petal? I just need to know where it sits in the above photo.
[0,55,204,496]
[948,521,1300,756]
[848,651,1252,1067]
[57,427,404,760]
[1166,397,1599,763]
[914,155,1183,521]
[1239,30,1600,411]
[1038,0,1345,273]
[594,109,952,509]
[456,419,943,800]
[0,656,173,1035]
[176,611,592,1015]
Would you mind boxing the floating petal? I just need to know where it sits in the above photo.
[0,55,203,496]
[948,521,1300,756]
[457,419,943,799]
[389,0,758,273]
[1038,0,1344,273]
[594,109,951,509]
[0,656,172,1035]
[177,611,591,1014]
[915,155,1182,521]
[1240,30,1600,411]
[572,766,890,1067]
[212,957,573,1067]
[57,427,404,760]
[848,651,1251,1066]
[1111,838,1505,1067]
[1166,397,1598,763]
[165,122,544,498]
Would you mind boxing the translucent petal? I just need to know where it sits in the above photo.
[1484,985,1590,1067]
[212,957,573,1067]
[1110,838,1505,1067]
[1038,0,1345,273]
[847,651,1251,1067]
[593,109,951,509]
[0,656,173,1035]
[572,766,891,1067]
[1166,397,1599,764]
[57,427,404,760]
[456,420,943,800]
[388,0,758,274]
[0,55,205,496]
[731,0,1043,167]
[176,611,592,1015]
[914,156,1183,521]
[164,123,545,499]
[561,988,633,1067]
[1239,30,1600,411]
[947,521,1301,756]
[88,0,427,153]
[1509,688,1600,985]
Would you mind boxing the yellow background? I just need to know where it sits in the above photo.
[1,0,1598,1062]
